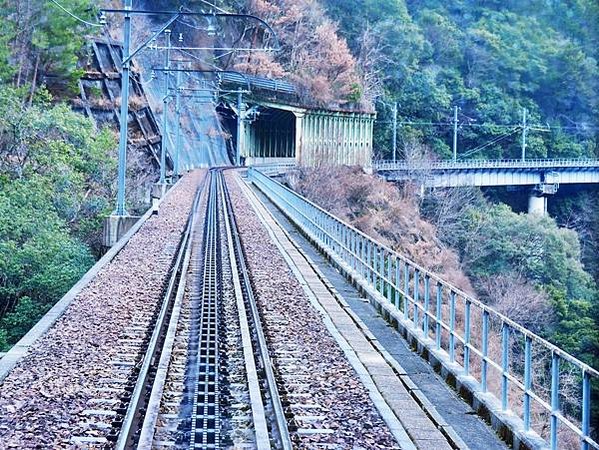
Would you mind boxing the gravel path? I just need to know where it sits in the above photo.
[226,171,400,449]
[0,171,205,449]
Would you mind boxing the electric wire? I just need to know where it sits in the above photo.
[459,127,521,158]
[49,0,104,27]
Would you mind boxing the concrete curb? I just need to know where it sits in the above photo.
[0,176,187,383]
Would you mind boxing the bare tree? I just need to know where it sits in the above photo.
[476,273,554,332]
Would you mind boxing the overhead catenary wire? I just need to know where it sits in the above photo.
[49,0,104,27]
[459,127,521,158]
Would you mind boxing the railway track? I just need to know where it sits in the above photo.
[113,169,292,450]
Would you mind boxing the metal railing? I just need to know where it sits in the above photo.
[220,72,296,95]
[249,162,296,176]
[374,158,599,171]
[247,167,599,450]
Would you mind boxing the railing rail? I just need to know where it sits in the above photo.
[248,167,599,450]
[249,162,296,176]
[374,158,599,171]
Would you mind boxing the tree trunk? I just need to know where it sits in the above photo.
[28,51,40,106]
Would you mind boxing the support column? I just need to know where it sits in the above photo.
[173,60,182,177]
[159,29,171,186]
[236,91,244,165]
[294,112,304,164]
[528,192,547,215]
[114,0,132,217]
[366,117,374,167]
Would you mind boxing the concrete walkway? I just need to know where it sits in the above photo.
[256,188,509,450]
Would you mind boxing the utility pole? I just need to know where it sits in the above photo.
[173,34,183,178]
[159,29,171,185]
[453,105,458,162]
[114,0,132,216]
[173,61,182,178]
[521,108,527,161]
[392,102,398,162]
[236,90,244,166]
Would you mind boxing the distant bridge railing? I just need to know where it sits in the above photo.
[248,166,599,450]
[374,158,599,171]
[249,162,296,176]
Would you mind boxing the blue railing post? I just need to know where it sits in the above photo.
[360,238,365,279]
[403,264,410,320]
[482,310,489,392]
[413,269,420,328]
[550,352,560,450]
[501,324,510,411]
[387,254,393,302]
[523,335,532,431]
[352,234,358,273]
[449,291,456,363]
[376,247,381,291]
[394,260,401,310]
[464,300,471,375]
[582,370,591,450]
[423,275,430,338]
[367,242,372,285]
[379,248,385,295]
[435,283,442,350]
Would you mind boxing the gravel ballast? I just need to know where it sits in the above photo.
[0,171,205,448]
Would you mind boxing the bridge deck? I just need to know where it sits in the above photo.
[375,159,599,188]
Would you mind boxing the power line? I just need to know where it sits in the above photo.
[460,127,520,158]
[376,114,599,132]
[49,0,103,27]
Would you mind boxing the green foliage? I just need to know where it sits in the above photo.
[1,0,98,91]
[450,201,599,367]
[0,85,116,350]
[459,204,593,297]
[547,286,599,366]
[0,179,95,350]
[0,298,52,350]
[324,0,599,160]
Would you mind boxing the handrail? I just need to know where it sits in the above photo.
[374,158,599,171]
[249,162,296,176]
[247,167,599,450]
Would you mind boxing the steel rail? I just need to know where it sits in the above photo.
[218,172,271,449]
[190,171,221,448]
[115,176,206,450]
[220,169,294,450]
[135,179,206,448]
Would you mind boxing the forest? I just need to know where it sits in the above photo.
[317,0,599,371]
[217,0,599,367]
[0,1,116,349]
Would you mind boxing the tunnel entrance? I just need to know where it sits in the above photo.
[217,102,296,165]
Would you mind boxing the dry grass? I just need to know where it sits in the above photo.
[288,165,474,294]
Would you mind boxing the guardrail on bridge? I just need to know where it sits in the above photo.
[374,158,599,171]
[248,167,598,450]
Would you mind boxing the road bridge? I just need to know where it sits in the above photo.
[375,159,599,214]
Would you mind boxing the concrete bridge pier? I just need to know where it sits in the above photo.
[528,192,547,215]
[528,183,558,215]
